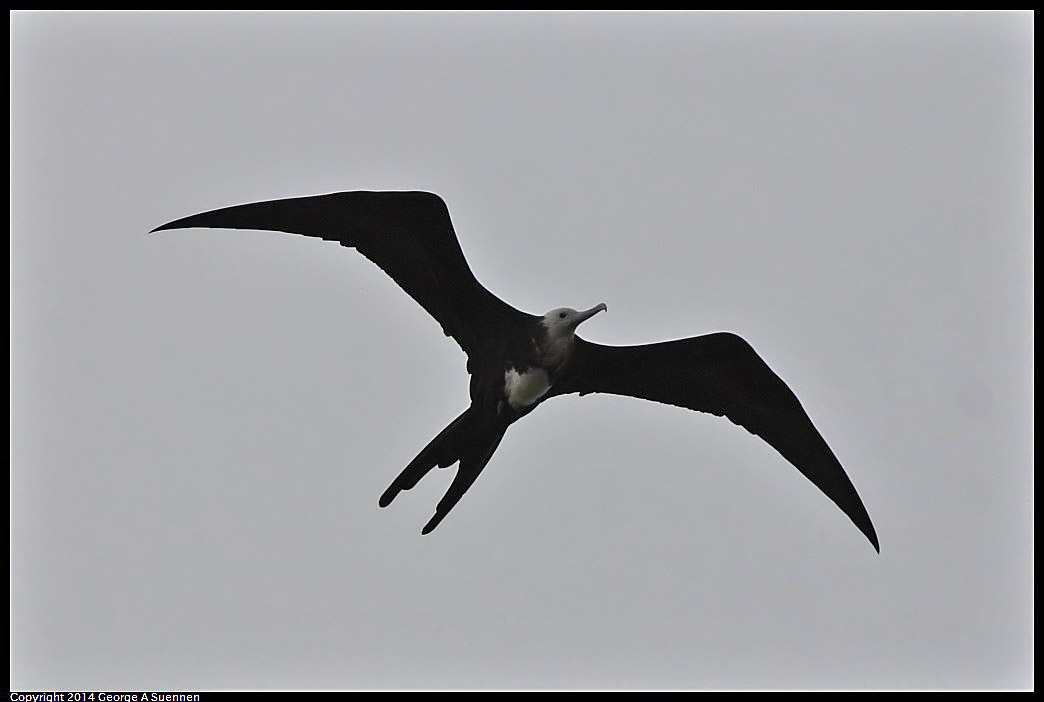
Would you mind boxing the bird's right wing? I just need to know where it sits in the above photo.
[550,332,879,552]
[151,191,532,361]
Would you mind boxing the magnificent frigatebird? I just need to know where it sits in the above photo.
[152,190,879,551]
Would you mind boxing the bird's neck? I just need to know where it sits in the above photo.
[536,329,575,370]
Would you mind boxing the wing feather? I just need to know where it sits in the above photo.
[151,191,531,359]
[552,332,879,551]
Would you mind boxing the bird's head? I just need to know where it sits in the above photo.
[541,303,607,340]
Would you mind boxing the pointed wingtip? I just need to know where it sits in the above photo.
[149,209,224,234]
[149,220,182,234]
[857,519,880,553]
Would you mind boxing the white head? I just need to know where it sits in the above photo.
[541,303,608,341]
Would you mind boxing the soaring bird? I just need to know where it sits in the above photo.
[151,190,879,551]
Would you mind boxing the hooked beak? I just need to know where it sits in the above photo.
[574,303,607,327]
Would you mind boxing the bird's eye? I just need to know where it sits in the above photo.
[559,312,567,319]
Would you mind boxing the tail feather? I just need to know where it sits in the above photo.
[421,424,507,535]
[379,408,471,508]
[379,406,509,534]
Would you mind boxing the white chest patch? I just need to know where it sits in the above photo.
[504,367,551,410]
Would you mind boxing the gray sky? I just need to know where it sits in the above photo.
[10,11,1033,691]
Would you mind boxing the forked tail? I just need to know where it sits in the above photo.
[379,407,508,534]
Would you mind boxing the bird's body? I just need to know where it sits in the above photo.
[503,367,550,409]
[497,306,607,412]
[152,190,879,550]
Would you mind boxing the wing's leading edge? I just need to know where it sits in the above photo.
[552,332,879,552]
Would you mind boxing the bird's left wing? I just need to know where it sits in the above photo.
[550,332,879,552]
[151,191,531,360]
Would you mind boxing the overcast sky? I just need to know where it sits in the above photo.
[10,11,1033,691]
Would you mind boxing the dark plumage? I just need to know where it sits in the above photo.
[152,190,879,551]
